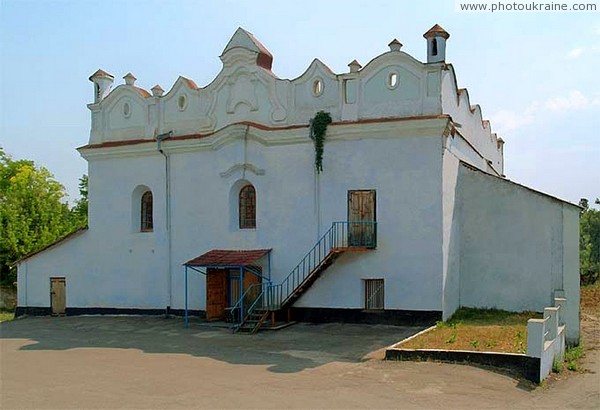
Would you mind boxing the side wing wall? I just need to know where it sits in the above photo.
[458,164,580,343]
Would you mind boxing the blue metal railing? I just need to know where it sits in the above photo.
[229,282,268,329]
[230,221,377,330]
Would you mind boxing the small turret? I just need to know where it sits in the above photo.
[123,72,137,86]
[423,24,450,63]
[388,39,403,52]
[220,27,274,70]
[348,59,362,73]
[89,69,114,103]
[151,85,164,97]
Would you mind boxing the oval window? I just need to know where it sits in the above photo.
[178,94,187,111]
[123,102,131,117]
[313,79,323,96]
[387,72,399,89]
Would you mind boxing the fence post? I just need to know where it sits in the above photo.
[554,297,566,326]
[545,307,559,341]
[527,318,545,358]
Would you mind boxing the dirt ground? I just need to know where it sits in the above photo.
[1,308,598,409]
[581,284,600,352]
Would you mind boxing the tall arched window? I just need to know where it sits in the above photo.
[141,191,153,231]
[239,184,256,229]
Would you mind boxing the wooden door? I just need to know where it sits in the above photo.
[243,266,261,290]
[226,268,259,308]
[206,269,227,321]
[50,277,66,315]
[348,190,376,247]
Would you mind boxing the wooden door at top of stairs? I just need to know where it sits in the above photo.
[50,277,66,315]
[348,190,376,246]
[206,269,227,321]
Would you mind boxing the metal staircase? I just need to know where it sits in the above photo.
[230,221,376,333]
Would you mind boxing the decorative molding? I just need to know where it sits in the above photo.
[79,117,450,160]
[220,163,265,178]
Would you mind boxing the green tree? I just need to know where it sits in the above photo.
[579,197,600,285]
[0,148,76,286]
[70,174,88,229]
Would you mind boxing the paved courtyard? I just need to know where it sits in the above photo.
[1,316,598,409]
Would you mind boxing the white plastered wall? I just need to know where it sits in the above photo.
[441,150,461,319]
[457,163,580,343]
[18,119,447,314]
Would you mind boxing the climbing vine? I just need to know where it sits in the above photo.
[310,111,332,173]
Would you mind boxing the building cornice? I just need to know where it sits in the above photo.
[79,116,450,160]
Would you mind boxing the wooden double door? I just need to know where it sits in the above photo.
[206,268,260,321]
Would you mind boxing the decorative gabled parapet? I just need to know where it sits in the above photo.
[85,25,503,176]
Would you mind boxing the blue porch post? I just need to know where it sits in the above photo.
[239,267,244,321]
[184,266,189,328]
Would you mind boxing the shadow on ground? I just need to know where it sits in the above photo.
[0,316,423,373]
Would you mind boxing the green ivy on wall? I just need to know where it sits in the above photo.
[311,111,332,173]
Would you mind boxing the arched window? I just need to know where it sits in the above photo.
[432,38,438,56]
[239,184,256,229]
[141,191,153,231]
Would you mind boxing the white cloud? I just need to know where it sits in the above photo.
[490,90,599,134]
[567,47,584,58]
[543,90,598,111]
[566,45,600,59]
[489,109,534,133]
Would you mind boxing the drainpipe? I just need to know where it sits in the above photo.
[157,131,173,313]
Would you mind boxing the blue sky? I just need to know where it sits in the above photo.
[1,0,599,205]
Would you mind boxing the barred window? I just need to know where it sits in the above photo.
[239,185,256,229]
[141,191,153,231]
[364,279,384,310]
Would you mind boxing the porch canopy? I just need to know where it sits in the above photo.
[182,249,272,326]
[184,249,271,268]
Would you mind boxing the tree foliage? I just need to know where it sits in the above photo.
[0,148,87,286]
[579,197,600,285]
[70,174,88,229]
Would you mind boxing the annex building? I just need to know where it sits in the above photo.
[15,25,580,342]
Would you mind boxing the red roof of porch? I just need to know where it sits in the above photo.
[184,249,271,267]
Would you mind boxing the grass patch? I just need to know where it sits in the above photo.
[0,310,15,323]
[564,344,584,371]
[399,307,540,354]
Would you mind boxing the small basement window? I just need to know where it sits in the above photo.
[364,278,384,310]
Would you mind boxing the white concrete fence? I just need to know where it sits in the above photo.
[526,297,567,382]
